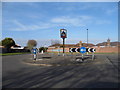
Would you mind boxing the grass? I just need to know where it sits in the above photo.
[0,52,30,56]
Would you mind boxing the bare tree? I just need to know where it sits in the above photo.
[51,39,61,45]
[27,40,37,50]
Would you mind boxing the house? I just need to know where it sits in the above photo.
[47,39,119,53]
[11,44,30,52]
[0,46,7,53]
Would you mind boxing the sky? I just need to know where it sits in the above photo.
[2,2,118,47]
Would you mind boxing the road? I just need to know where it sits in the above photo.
[2,53,119,88]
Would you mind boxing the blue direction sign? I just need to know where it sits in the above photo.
[80,47,86,54]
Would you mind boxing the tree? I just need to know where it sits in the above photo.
[1,38,16,52]
[27,40,37,50]
[51,39,61,45]
[39,47,48,52]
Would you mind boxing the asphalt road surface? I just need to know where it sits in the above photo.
[2,53,119,88]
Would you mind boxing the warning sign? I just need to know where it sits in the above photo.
[60,29,67,38]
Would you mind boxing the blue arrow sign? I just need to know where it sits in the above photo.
[33,49,37,54]
[80,47,86,54]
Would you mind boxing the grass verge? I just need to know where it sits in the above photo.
[0,52,30,56]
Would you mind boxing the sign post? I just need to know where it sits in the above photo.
[92,52,94,60]
[91,48,95,60]
[69,47,96,61]
[32,47,38,60]
[82,54,84,61]
[60,29,67,56]
[80,47,86,61]
[58,46,60,56]
[63,38,65,55]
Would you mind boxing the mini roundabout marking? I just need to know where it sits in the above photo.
[23,55,97,67]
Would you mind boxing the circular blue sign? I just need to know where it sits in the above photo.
[33,49,37,54]
[80,47,86,54]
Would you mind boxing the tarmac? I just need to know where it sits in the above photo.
[2,53,119,88]
[23,53,96,66]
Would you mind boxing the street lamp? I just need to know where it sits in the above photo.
[87,29,88,55]
[87,29,88,47]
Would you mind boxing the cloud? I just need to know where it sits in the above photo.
[95,20,111,24]
[25,3,39,8]
[9,20,55,31]
[106,8,117,15]
[5,14,112,31]
[51,16,92,27]
[6,15,92,31]
[57,3,101,11]
[51,15,111,26]
[14,38,28,46]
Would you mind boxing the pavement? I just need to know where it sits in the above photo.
[2,53,119,88]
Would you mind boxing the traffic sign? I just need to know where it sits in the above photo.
[90,48,96,52]
[32,48,38,60]
[80,47,86,54]
[69,47,95,53]
[86,48,96,52]
[33,48,37,54]
[60,29,67,38]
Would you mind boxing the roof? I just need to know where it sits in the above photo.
[49,43,95,47]
[96,42,120,46]
[11,47,24,49]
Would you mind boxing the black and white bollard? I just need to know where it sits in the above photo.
[33,54,37,60]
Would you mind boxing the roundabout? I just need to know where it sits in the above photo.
[22,54,96,66]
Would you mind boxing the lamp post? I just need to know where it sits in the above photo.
[87,29,88,47]
[87,29,88,55]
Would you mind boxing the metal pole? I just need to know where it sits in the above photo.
[63,38,65,56]
[33,48,37,60]
[87,29,88,55]
[52,48,53,55]
[58,46,60,56]
[87,29,88,47]
[92,52,94,60]
[82,54,84,62]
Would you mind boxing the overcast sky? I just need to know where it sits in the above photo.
[2,1,118,47]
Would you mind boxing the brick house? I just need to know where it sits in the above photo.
[47,39,119,53]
